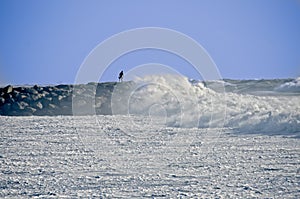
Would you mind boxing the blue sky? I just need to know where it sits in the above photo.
[0,0,300,85]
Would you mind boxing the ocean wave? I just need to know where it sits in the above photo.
[275,77,300,92]
[1,75,299,136]
[111,75,300,136]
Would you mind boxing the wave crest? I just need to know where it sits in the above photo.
[111,75,300,136]
[275,77,300,92]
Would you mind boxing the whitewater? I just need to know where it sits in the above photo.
[110,75,300,136]
[0,75,299,198]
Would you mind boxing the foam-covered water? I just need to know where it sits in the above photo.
[275,77,300,92]
[1,76,299,198]
[111,75,300,136]
[1,115,299,198]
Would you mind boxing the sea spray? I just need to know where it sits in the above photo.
[0,75,299,136]
[111,75,300,135]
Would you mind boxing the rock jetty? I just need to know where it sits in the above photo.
[0,82,133,116]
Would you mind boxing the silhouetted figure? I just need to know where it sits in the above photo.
[118,70,124,82]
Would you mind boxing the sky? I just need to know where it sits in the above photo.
[0,0,300,85]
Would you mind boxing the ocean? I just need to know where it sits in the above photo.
[0,75,299,198]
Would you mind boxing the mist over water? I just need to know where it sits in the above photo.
[111,75,300,136]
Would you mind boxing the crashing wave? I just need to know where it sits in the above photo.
[1,75,299,136]
[111,75,300,136]
[275,77,300,92]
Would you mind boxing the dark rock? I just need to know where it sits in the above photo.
[58,95,65,101]
[33,85,43,93]
[17,110,33,116]
[14,87,25,93]
[7,110,18,116]
[10,102,33,116]
[36,101,43,109]
[12,101,28,110]
[22,94,32,104]
[32,101,43,110]
[31,95,39,101]
[0,97,5,105]
[1,103,11,114]
[33,85,38,90]
[54,89,67,96]
[17,94,29,102]
[40,97,52,107]
[52,95,65,105]
[24,107,36,115]
[31,94,45,101]
[25,87,38,95]
[48,104,57,109]
[3,85,13,94]
[0,82,129,116]
[51,92,58,97]
[43,86,54,93]
[12,89,20,97]
[42,90,50,97]
[55,84,71,90]
[4,94,15,104]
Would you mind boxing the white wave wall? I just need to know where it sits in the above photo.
[111,75,300,136]
[225,91,300,135]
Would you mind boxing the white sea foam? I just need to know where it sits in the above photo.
[111,75,300,135]
[275,77,300,92]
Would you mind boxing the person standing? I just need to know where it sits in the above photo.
[118,70,124,82]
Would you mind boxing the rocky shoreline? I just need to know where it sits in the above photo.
[0,82,132,116]
[1,78,297,116]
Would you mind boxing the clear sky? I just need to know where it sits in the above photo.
[0,0,300,85]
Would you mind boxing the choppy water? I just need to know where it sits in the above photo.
[0,116,299,198]
[0,76,299,198]
[110,75,300,136]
